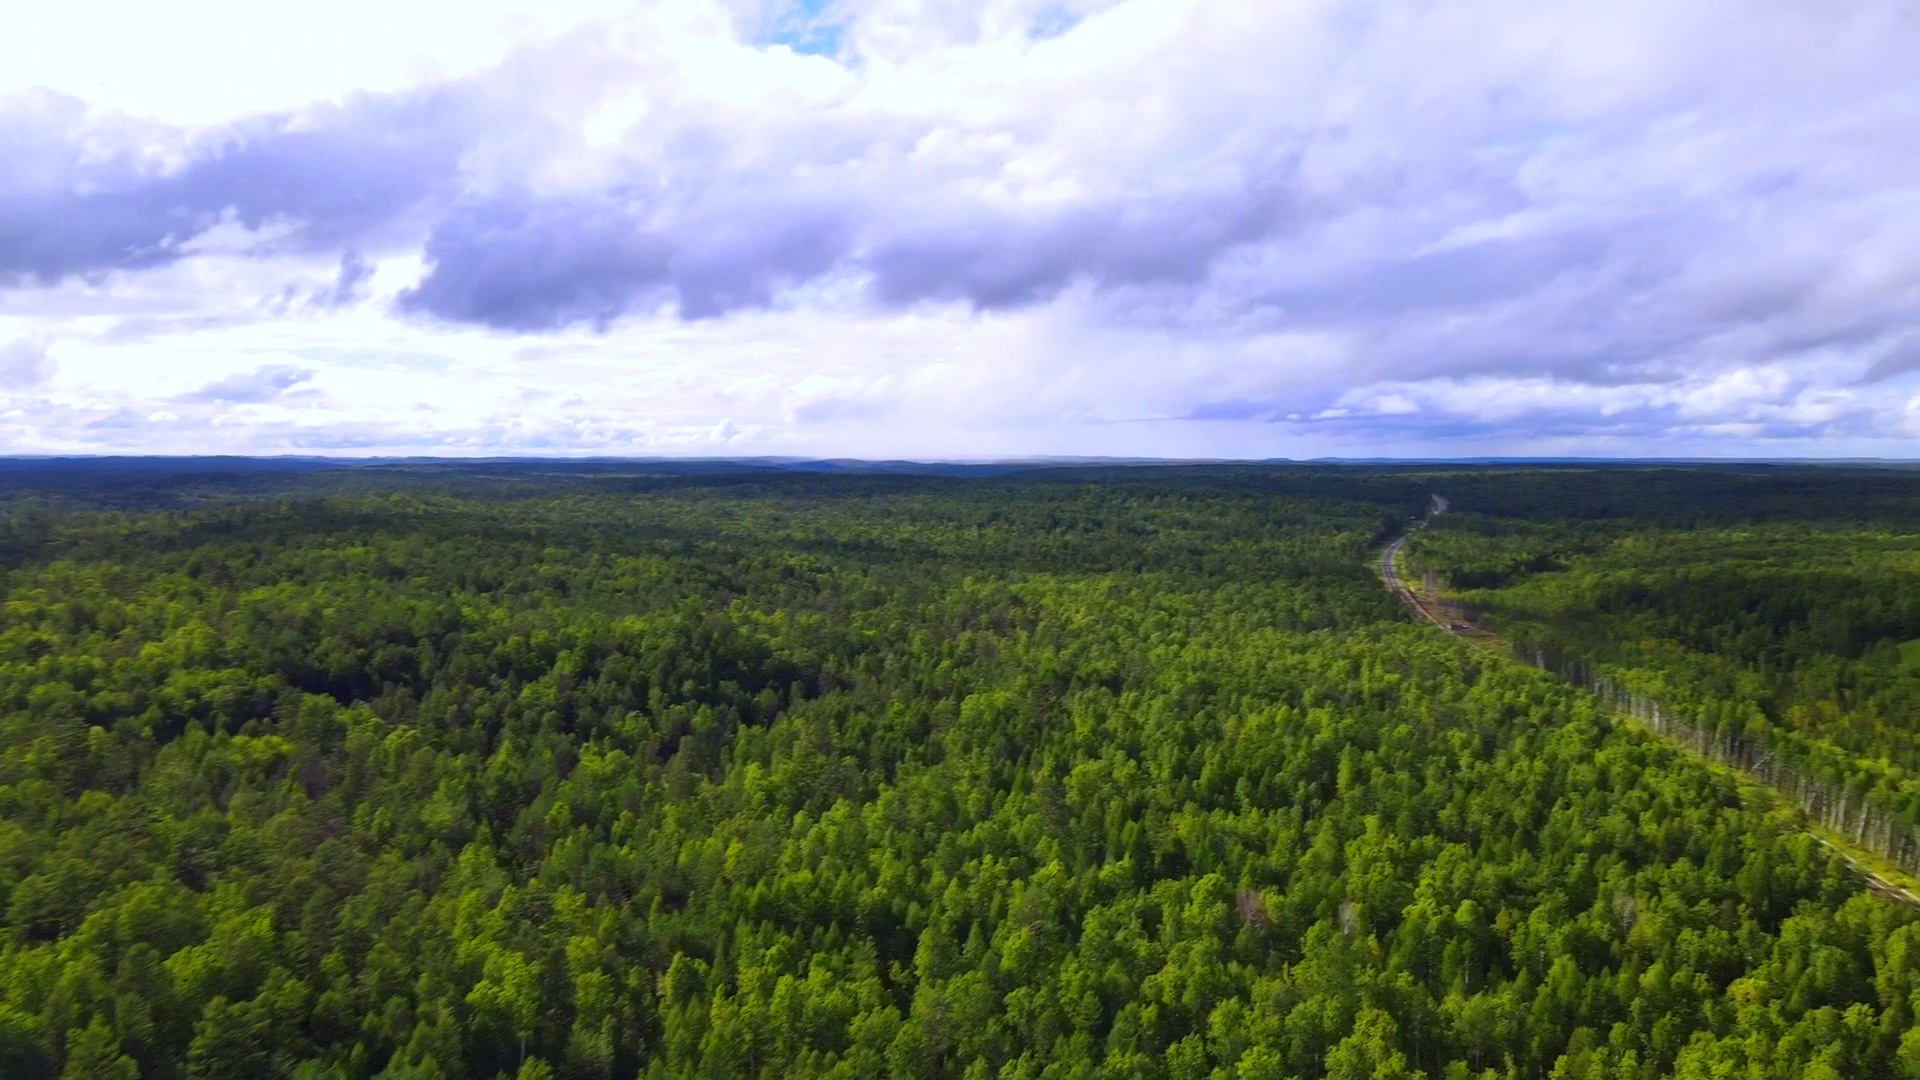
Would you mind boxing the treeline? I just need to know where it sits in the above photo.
[0,470,1918,1079]
[1524,651,1920,879]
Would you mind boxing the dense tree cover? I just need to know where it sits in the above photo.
[2,467,1918,1079]
[1408,478,1920,875]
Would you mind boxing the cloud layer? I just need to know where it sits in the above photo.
[2,0,1919,457]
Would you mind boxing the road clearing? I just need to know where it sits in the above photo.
[1377,496,1920,909]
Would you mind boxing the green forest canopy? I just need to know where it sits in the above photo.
[2,460,1919,1080]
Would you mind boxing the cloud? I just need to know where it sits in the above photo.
[1858,336,1920,384]
[0,335,55,389]
[7,0,1916,347]
[0,80,486,284]
[0,0,1917,456]
[176,364,316,403]
[396,194,851,327]
[397,197,674,329]
[313,250,376,308]
[865,178,1289,309]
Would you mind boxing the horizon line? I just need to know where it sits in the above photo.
[3,453,1918,467]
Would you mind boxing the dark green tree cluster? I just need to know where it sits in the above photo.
[0,467,1916,1079]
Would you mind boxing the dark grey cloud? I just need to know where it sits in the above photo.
[0,84,480,284]
[670,204,850,319]
[176,364,315,403]
[397,195,852,328]
[397,198,674,330]
[400,188,1271,328]
[392,172,1281,329]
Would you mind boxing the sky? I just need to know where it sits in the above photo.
[1,0,1917,459]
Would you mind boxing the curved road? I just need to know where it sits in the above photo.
[1380,495,1454,632]
[1381,533,1444,628]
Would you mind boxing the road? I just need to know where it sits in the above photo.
[1380,533,1440,626]
[1380,496,1455,632]
[1377,495,1920,908]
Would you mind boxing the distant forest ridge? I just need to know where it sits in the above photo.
[3,454,1919,472]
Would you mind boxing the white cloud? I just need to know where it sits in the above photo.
[0,0,640,126]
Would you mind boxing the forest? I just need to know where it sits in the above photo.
[2,459,1919,1079]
